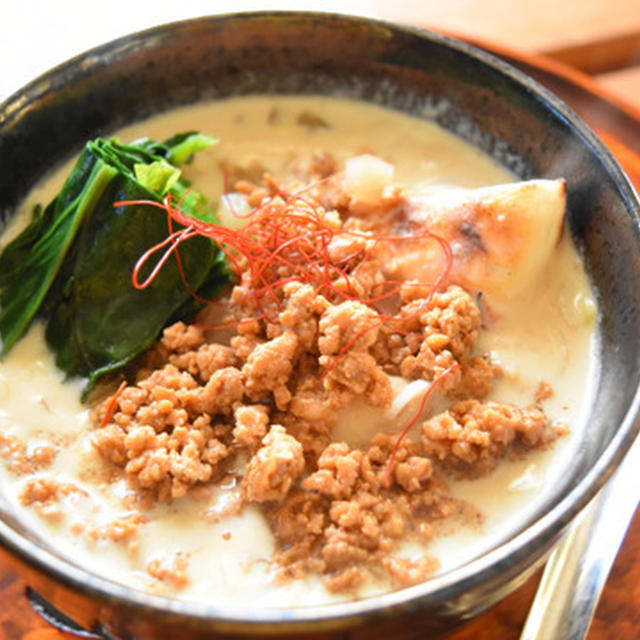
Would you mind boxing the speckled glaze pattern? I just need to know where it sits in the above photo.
[1,12,640,639]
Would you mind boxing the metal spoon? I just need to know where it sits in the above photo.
[520,432,640,640]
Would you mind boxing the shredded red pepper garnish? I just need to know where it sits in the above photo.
[98,380,127,430]
[116,179,455,441]
[116,187,452,331]
[383,363,461,488]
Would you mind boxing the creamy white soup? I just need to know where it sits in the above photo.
[0,96,597,606]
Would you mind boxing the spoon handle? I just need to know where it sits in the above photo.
[520,433,640,640]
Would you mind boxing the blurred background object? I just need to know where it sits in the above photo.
[3,1,640,108]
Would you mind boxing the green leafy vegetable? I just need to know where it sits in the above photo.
[134,161,181,195]
[164,132,218,165]
[0,150,117,354]
[0,132,229,397]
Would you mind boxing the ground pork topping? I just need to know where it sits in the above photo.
[92,359,237,501]
[169,343,237,383]
[421,399,566,476]
[181,366,244,416]
[86,512,147,554]
[88,170,566,593]
[160,321,206,353]
[369,284,500,399]
[146,552,190,590]
[269,434,464,591]
[243,331,299,408]
[394,286,484,390]
[278,282,330,351]
[20,477,87,520]
[243,425,305,502]
[0,433,57,475]
[232,404,270,449]
[318,301,393,406]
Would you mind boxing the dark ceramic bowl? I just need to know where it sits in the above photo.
[1,12,640,640]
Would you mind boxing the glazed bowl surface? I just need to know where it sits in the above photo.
[1,11,640,640]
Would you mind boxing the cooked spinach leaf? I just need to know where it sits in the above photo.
[0,133,229,396]
[0,151,116,354]
[164,132,218,165]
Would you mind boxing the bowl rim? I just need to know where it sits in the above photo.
[2,9,640,631]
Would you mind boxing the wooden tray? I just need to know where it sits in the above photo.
[1,41,639,640]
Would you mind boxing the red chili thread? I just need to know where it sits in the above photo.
[117,184,454,376]
[383,363,461,488]
[130,226,197,289]
[98,380,127,429]
[163,192,212,304]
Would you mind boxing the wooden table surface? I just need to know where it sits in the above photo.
[2,3,640,639]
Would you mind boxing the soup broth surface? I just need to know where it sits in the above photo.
[0,96,597,606]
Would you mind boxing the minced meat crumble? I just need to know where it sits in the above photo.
[89,168,566,593]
